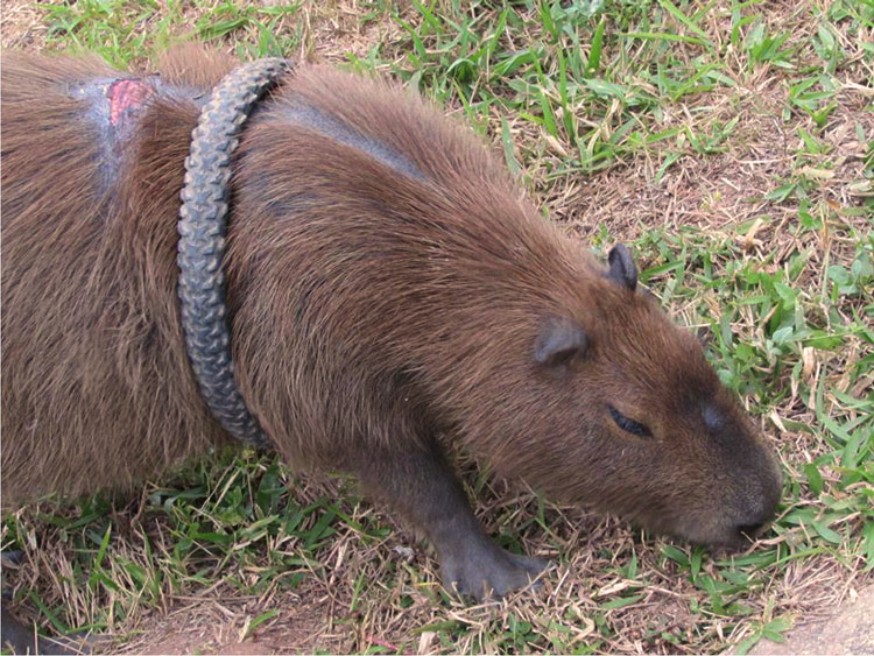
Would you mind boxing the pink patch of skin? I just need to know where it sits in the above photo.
[108,79,154,126]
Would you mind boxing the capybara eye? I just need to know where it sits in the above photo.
[608,405,652,438]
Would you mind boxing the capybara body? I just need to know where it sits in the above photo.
[2,46,781,615]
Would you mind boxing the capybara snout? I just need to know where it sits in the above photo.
[1,45,781,629]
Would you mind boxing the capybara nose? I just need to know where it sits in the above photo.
[731,457,782,544]
[733,494,779,541]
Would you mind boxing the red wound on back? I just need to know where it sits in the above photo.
[107,78,154,126]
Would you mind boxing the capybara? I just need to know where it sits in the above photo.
[2,46,782,648]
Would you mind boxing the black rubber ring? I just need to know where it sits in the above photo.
[177,58,292,450]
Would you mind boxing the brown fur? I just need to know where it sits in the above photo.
[2,47,781,603]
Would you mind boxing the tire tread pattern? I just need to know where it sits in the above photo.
[177,58,292,450]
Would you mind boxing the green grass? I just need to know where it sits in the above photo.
[2,0,872,654]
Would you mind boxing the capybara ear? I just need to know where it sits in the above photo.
[608,244,637,292]
[534,317,587,367]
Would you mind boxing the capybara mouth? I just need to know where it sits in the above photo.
[673,516,775,552]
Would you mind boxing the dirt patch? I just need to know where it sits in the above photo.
[121,582,345,655]
[746,584,874,656]
[545,77,871,244]
[0,0,49,49]
[295,1,410,66]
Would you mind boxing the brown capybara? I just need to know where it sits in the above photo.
[2,46,782,646]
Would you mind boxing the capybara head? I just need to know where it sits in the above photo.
[442,242,782,549]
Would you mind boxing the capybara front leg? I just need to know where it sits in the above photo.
[352,442,546,600]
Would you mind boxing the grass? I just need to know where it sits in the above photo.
[1,0,872,653]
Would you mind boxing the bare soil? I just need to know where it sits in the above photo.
[746,584,874,656]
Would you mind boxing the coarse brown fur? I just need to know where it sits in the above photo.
[2,45,781,629]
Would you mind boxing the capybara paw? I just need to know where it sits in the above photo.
[441,548,548,601]
[508,551,550,577]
